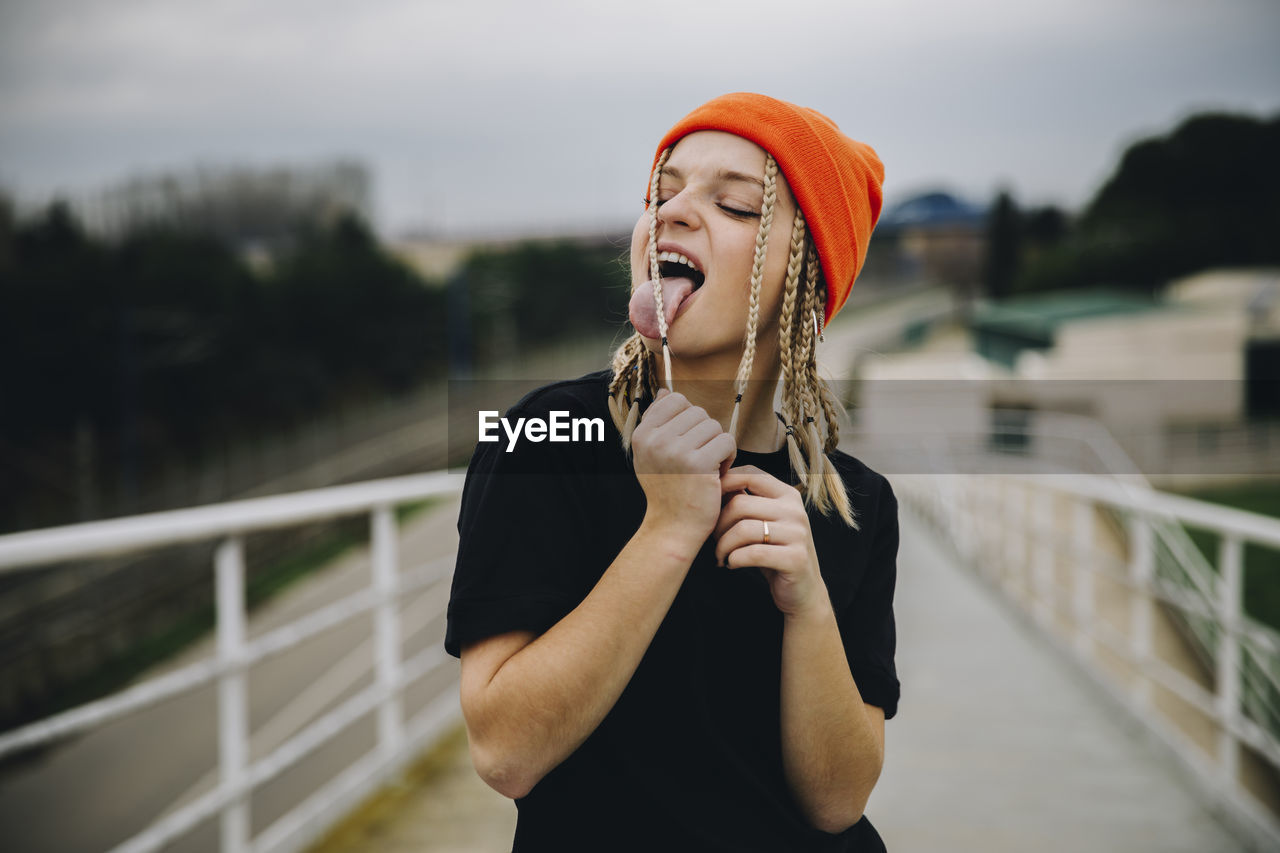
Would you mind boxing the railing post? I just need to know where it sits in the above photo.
[953,477,975,564]
[1127,510,1155,710]
[1217,534,1243,792]
[980,477,999,580]
[1032,488,1054,629]
[1003,478,1022,598]
[940,475,959,554]
[216,537,249,853]
[1072,498,1095,660]
[372,505,404,761]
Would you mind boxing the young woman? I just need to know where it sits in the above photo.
[445,92,900,852]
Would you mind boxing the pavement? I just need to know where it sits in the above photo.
[869,503,1241,851]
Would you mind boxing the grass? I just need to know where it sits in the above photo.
[306,723,471,853]
[1168,481,1280,631]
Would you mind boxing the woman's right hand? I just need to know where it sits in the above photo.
[631,389,736,545]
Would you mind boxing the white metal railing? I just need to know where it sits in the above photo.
[0,471,465,853]
[850,414,1280,850]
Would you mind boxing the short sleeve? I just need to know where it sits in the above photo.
[840,476,901,720]
[444,401,595,658]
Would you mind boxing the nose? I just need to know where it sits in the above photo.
[655,188,700,230]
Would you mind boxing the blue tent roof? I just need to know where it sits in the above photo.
[879,191,987,230]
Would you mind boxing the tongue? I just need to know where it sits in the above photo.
[628,278,696,340]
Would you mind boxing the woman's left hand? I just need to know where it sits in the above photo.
[713,465,831,618]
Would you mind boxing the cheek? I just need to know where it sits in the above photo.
[629,213,650,288]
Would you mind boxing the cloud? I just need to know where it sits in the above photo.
[1,0,1276,234]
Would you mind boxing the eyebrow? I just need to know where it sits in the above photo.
[661,165,765,190]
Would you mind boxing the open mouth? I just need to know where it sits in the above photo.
[657,251,705,289]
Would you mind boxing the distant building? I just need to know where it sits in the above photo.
[856,268,1280,484]
[969,289,1159,372]
[873,190,987,300]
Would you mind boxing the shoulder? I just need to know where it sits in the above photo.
[826,449,896,519]
[504,369,613,422]
[810,450,899,608]
[465,370,617,477]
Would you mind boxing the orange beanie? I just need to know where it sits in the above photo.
[649,93,884,325]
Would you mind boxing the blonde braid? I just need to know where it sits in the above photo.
[796,241,824,502]
[806,254,858,527]
[646,148,674,390]
[609,148,672,451]
[728,154,779,440]
[777,208,810,486]
[813,285,844,454]
[779,238,853,527]
[609,333,653,451]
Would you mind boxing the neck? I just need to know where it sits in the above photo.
[654,342,783,454]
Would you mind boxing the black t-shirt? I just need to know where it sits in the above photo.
[446,370,900,852]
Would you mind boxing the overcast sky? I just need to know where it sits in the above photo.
[1,0,1276,238]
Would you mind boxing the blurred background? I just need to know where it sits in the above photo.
[1,1,1278,851]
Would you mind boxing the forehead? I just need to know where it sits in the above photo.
[659,129,796,213]
[663,130,769,179]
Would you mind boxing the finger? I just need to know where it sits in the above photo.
[719,451,736,480]
[713,493,777,539]
[720,466,792,499]
[673,419,725,453]
[637,391,689,430]
[662,405,711,439]
[723,543,776,571]
[691,433,736,473]
[715,517,776,565]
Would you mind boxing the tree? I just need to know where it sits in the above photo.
[1018,111,1280,294]
[983,190,1021,301]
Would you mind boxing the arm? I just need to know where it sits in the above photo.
[779,597,886,833]
[714,466,886,833]
[459,390,735,799]
[460,518,702,799]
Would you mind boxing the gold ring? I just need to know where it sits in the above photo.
[762,520,771,544]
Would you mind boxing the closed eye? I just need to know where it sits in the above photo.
[644,195,758,218]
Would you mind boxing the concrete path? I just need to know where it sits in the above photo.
[869,503,1241,851]
[314,503,1245,853]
